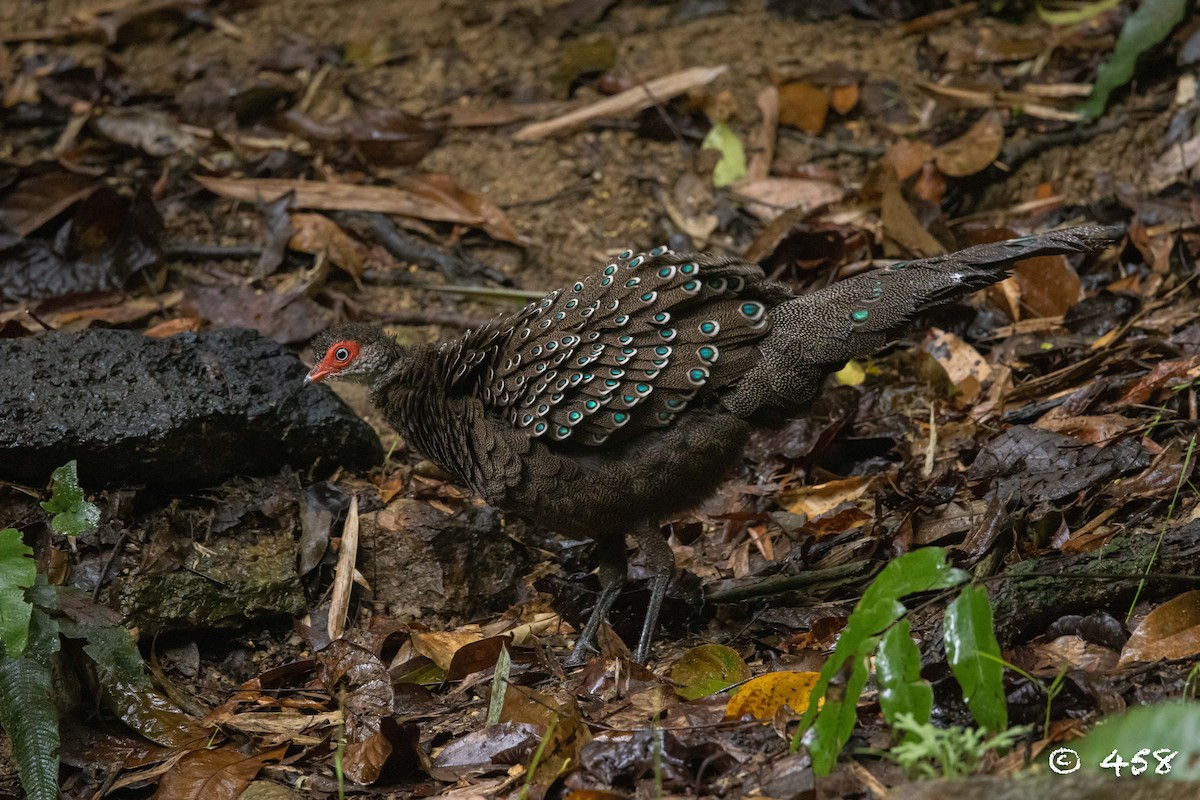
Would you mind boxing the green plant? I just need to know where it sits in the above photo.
[980,652,1068,736]
[882,713,1032,779]
[1076,0,1188,119]
[0,461,101,800]
[792,548,1012,775]
[1,461,170,800]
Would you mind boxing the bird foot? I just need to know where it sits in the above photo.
[562,640,599,668]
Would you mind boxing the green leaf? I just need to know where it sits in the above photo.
[1075,702,1200,780]
[671,643,751,700]
[0,648,60,800]
[59,618,204,748]
[701,121,747,188]
[1035,0,1121,26]
[802,639,873,775]
[0,529,35,658]
[39,461,99,537]
[59,620,150,689]
[877,619,932,737]
[944,585,1006,733]
[796,548,967,773]
[1077,0,1188,119]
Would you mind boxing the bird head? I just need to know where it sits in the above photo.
[306,324,400,386]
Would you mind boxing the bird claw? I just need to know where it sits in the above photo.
[562,640,599,668]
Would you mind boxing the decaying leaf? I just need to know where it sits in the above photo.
[1119,590,1200,666]
[777,476,873,520]
[725,671,821,721]
[288,213,367,278]
[671,644,751,700]
[194,175,525,246]
[934,110,1005,177]
[777,82,828,134]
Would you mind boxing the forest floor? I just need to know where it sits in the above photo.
[1,0,1199,798]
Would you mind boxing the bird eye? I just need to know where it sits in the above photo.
[334,347,350,361]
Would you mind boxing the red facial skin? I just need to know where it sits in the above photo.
[305,340,359,384]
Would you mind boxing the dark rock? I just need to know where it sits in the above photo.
[0,327,382,487]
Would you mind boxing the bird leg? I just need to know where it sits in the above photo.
[563,537,628,667]
[631,522,676,664]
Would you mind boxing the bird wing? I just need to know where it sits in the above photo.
[460,247,774,446]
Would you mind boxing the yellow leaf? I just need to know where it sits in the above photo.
[776,475,873,519]
[834,359,865,386]
[410,628,483,671]
[724,671,822,721]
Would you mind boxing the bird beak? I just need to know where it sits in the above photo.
[304,364,332,385]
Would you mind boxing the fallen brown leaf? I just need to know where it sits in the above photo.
[934,110,1005,177]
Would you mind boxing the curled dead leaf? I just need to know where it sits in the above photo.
[776,476,873,519]
[934,110,1005,177]
[289,212,367,278]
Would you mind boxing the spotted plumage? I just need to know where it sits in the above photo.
[307,225,1122,665]
[451,248,771,445]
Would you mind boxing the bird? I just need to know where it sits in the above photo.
[305,224,1120,665]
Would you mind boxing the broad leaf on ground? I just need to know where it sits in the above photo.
[944,585,1007,733]
[673,643,751,700]
[0,529,35,657]
[877,620,933,738]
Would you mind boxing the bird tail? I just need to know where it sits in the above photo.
[725,224,1123,418]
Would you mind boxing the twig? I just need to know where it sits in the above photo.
[93,529,127,602]
[165,241,263,261]
[779,129,886,157]
[513,65,728,141]
[365,213,512,286]
[705,560,877,604]
[328,496,359,641]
